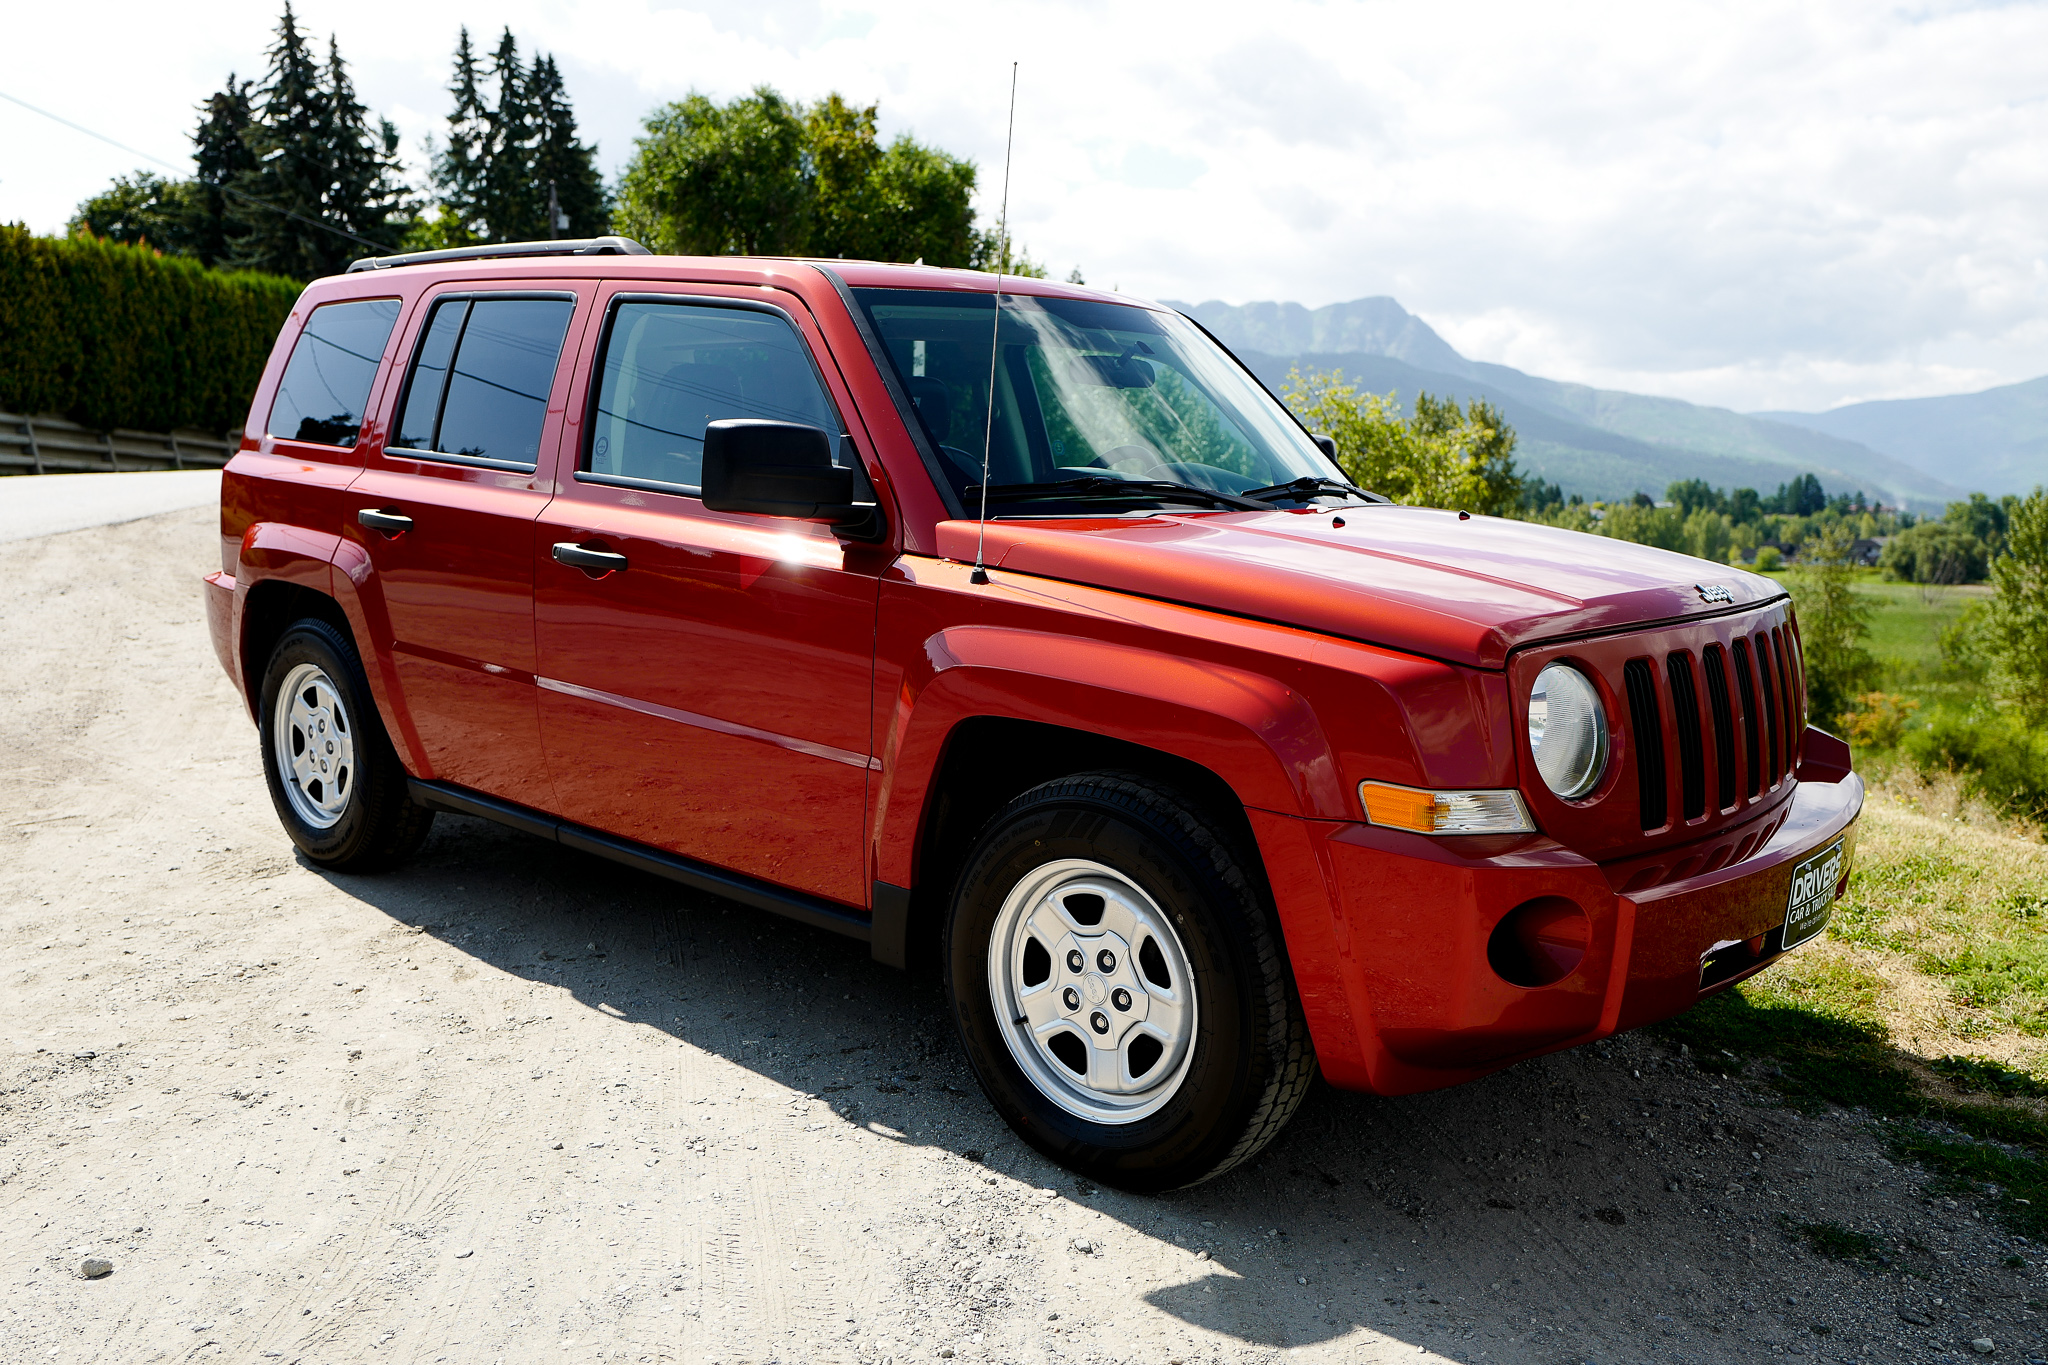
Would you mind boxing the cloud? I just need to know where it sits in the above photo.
[7,0,2048,411]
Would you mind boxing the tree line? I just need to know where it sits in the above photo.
[69,6,1034,281]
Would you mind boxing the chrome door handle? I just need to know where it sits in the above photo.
[551,541,628,574]
[357,508,414,536]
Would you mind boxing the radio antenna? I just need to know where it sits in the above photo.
[970,61,1018,587]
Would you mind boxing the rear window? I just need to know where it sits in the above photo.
[391,295,577,469]
[265,298,401,448]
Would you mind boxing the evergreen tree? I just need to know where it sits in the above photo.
[230,2,335,278]
[188,77,256,265]
[480,29,540,242]
[528,55,609,237]
[321,36,409,255]
[432,27,491,243]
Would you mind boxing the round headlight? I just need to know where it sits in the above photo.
[1529,662,1608,799]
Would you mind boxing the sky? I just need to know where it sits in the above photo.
[6,0,2048,415]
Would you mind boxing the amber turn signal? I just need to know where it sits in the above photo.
[1359,781,1536,836]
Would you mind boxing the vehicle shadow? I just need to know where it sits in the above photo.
[313,811,1869,1361]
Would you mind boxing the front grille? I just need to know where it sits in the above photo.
[1619,616,1805,831]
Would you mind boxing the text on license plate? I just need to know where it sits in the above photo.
[1782,838,1846,951]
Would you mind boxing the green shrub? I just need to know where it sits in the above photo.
[1753,544,1784,572]
[0,227,301,433]
[1903,712,2048,824]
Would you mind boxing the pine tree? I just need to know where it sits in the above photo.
[231,2,335,278]
[528,55,609,237]
[432,27,491,243]
[322,36,409,256]
[188,77,256,265]
[480,28,539,241]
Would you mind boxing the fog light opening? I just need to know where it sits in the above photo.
[1487,896,1591,988]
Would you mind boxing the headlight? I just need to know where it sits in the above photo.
[1529,662,1608,799]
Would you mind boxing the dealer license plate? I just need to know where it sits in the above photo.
[1782,838,1847,950]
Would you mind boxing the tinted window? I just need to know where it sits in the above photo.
[266,298,400,447]
[391,296,576,468]
[586,302,839,489]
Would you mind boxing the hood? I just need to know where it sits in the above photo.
[934,506,1784,669]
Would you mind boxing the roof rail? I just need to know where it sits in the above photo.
[345,236,652,273]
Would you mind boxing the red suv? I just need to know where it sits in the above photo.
[204,237,1860,1190]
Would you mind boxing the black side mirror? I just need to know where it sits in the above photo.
[701,419,869,525]
[1313,433,1338,460]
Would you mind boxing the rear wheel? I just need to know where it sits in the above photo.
[258,619,432,872]
[945,772,1314,1190]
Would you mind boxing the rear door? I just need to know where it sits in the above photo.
[532,283,883,907]
[345,281,592,805]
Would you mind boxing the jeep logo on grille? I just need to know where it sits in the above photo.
[1696,583,1733,604]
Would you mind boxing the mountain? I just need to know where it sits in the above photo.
[1169,297,1968,510]
[1754,377,2048,497]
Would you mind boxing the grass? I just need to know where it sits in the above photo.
[1654,792,2048,1235]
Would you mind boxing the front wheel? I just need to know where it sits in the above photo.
[945,772,1314,1190]
[258,618,432,872]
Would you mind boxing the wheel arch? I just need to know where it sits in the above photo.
[889,716,1267,974]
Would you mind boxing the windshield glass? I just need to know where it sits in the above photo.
[850,288,1345,511]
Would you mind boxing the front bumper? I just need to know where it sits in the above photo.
[1252,738,1863,1097]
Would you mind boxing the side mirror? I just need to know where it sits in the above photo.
[701,419,869,525]
[1313,433,1338,461]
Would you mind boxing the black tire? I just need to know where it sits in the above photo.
[257,618,433,873]
[944,771,1315,1191]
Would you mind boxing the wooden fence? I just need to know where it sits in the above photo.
[1,412,241,475]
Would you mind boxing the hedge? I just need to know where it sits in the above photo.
[0,228,303,434]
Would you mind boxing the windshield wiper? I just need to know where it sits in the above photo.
[964,476,1270,512]
[1239,476,1384,506]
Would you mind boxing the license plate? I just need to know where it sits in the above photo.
[1782,838,1846,950]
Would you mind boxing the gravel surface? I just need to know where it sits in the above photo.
[6,505,2048,1363]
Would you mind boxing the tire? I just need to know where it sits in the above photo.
[944,771,1315,1191]
[257,618,433,873]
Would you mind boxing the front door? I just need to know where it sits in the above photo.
[347,283,590,805]
[533,286,882,908]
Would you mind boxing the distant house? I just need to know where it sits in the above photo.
[1850,537,1885,567]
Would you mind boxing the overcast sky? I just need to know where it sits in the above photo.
[7,0,2047,414]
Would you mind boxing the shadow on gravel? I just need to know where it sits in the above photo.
[303,811,1975,1360]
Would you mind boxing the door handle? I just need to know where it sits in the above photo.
[357,508,414,536]
[551,541,628,575]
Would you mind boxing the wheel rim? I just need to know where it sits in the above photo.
[272,662,356,830]
[986,858,1199,1125]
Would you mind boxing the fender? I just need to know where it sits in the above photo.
[234,520,339,717]
[872,623,1348,890]
[326,531,432,775]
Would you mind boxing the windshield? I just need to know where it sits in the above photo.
[850,288,1347,511]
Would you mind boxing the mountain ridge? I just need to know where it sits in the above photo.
[1166,296,1981,507]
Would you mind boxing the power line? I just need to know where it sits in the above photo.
[0,86,388,252]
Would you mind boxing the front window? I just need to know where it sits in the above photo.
[851,288,1351,513]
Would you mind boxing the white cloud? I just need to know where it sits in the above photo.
[5,0,2048,411]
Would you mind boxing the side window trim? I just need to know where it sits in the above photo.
[384,288,578,473]
[574,291,851,497]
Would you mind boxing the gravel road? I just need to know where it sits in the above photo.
[5,505,2048,1365]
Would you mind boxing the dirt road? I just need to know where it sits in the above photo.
[4,505,2045,1364]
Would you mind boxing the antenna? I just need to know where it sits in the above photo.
[970,62,1018,587]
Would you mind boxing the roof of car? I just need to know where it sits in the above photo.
[335,238,1153,310]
